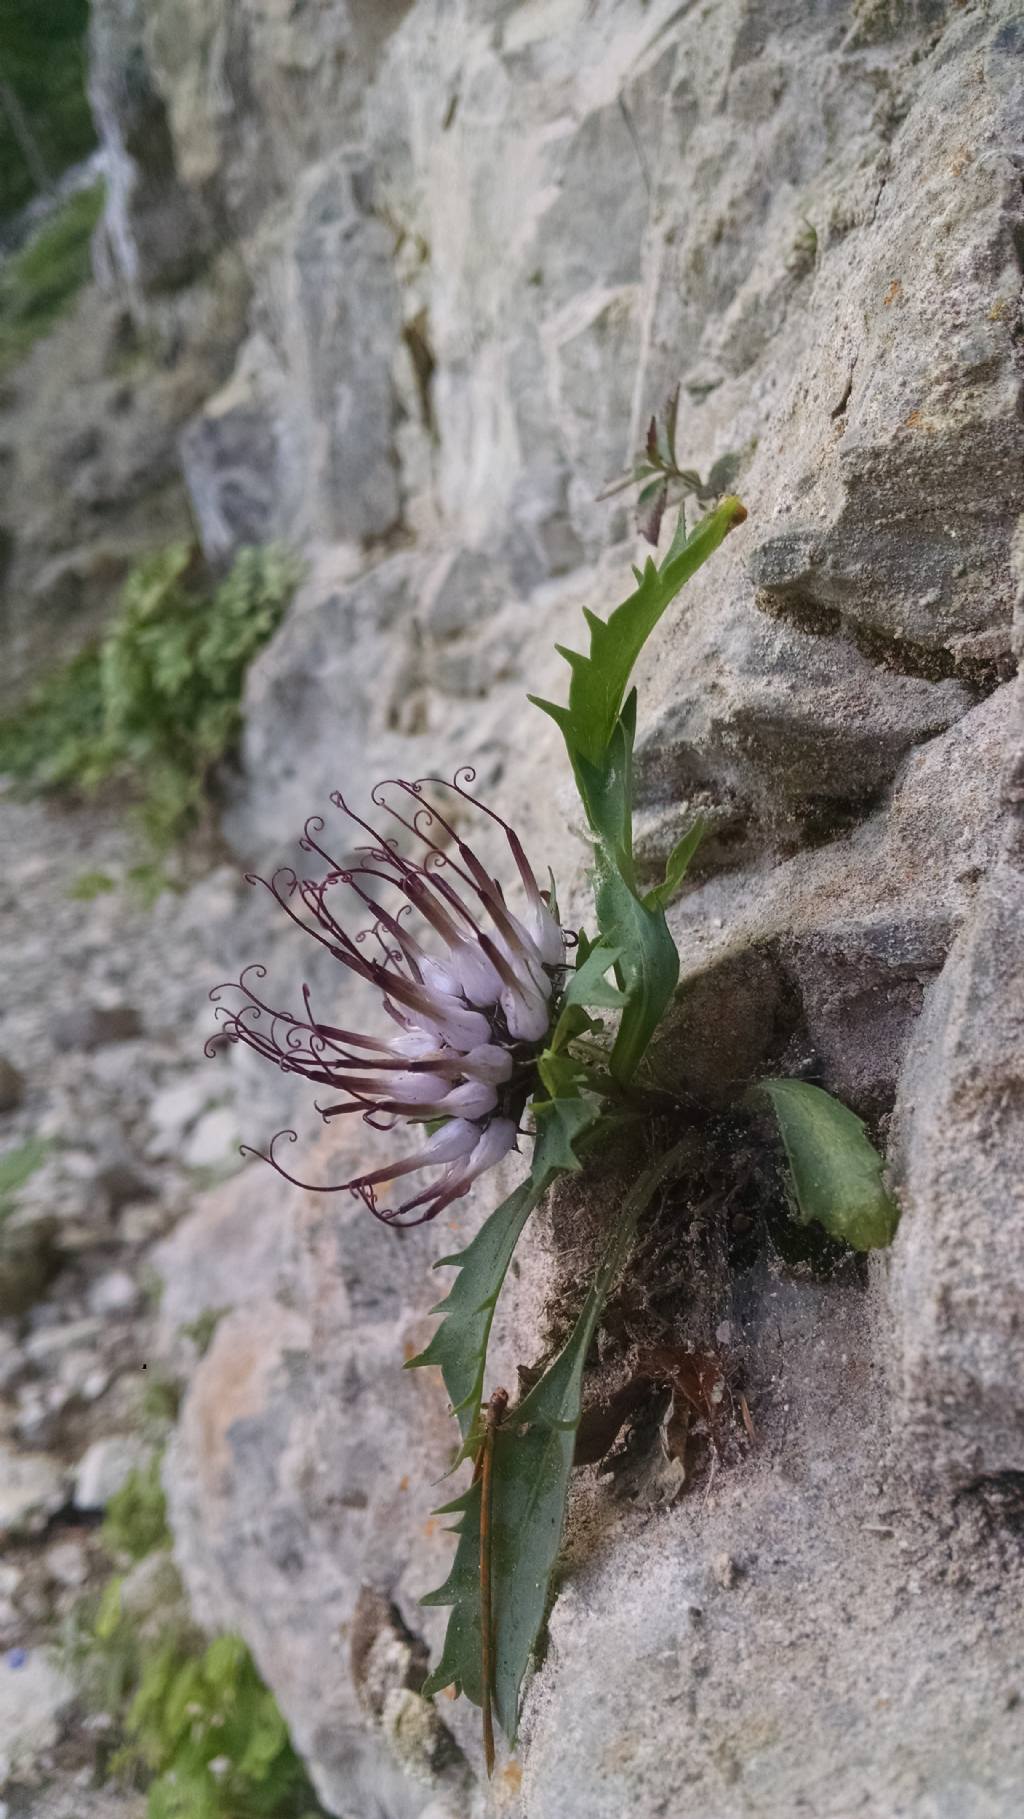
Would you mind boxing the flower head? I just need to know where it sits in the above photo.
[210,770,566,1226]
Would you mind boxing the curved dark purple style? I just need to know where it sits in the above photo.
[209,773,565,1226]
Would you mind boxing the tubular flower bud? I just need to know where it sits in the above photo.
[209,771,566,1226]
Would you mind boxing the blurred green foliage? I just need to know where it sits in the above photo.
[179,1306,230,1359]
[67,868,116,901]
[100,543,301,849]
[0,1136,50,1224]
[81,1564,325,1813]
[0,542,300,861]
[0,0,97,219]
[139,1370,185,1427]
[117,1631,326,1819]
[0,180,105,373]
[0,642,105,791]
[71,1460,327,1816]
[102,1458,173,1563]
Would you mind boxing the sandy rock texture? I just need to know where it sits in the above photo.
[67,0,1024,1815]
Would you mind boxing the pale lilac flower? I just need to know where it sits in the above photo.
[209,771,566,1226]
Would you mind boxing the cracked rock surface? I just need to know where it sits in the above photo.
[3,0,1022,1815]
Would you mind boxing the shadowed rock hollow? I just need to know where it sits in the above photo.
[66,0,1024,1813]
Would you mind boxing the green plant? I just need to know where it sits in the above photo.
[81,1573,325,1819]
[99,542,300,850]
[140,1372,185,1429]
[179,1307,230,1359]
[0,642,105,790]
[72,1460,327,1818]
[0,181,105,373]
[414,483,897,1758]
[599,386,743,545]
[0,1136,50,1223]
[117,1631,324,1819]
[67,869,116,902]
[221,433,899,1770]
[754,1078,898,1251]
[0,542,300,863]
[788,213,819,277]
[102,1457,172,1562]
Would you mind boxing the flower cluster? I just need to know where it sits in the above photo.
[210,772,565,1226]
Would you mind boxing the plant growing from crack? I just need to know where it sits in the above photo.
[599,385,744,545]
[215,449,898,1775]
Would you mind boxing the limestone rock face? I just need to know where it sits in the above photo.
[889,857,1024,1487]
[520,1269,1024,1819]
[0,282,196,703]
[886,524,1024,1492]
[79,0,1024,1815]
[89,0,216,298]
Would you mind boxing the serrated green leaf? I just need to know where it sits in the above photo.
[531,502,745,1087]
[552,496,746,769]
[420,1478,485,1702]
[548,941,626,1053]
[660,505,690,566]
[642,818,705,912]
[526,692,573,742]
[405,1102,599,1448]
[595,863,680,1083]
[562,940,626,1010]
[546,1003,600,1053]
[405,1171,549,1446]
[421,1138,694,1743]
[489,1181,650,1742]
[757,1078,899,1252]
[530,1094,600,1174]
[571,692,636,875]
[536,1051,586,1101]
